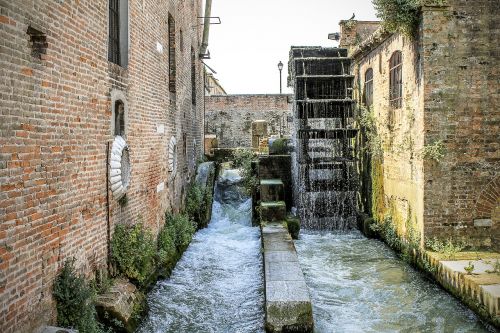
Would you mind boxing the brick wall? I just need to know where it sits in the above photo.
[0,0,205,331]
[205,94,293,148]
[421,0,499,248]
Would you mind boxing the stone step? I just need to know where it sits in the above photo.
[261,223,313,332]
[260,201,286,223]
[260,179,285,202]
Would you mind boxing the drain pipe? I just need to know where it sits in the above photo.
[199,0,212,57]
[105,141,111,271]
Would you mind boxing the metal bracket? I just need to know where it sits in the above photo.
[198,16,222,25]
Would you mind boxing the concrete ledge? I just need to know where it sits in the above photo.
[262,223,313,333]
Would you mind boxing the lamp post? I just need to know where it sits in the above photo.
[278,61,283,94]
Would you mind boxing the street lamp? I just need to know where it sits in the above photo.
[278,61,283,94]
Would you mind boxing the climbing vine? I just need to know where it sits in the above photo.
[373,0,421,37]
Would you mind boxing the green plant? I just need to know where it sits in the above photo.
[185,182,213,230]
[269,138,290,155]
[464,262,475,275]
[53,259,102,333]
[373,0,421,37]
[118,194,128,206]
[285,216,300,239]
[232,148,259,194]
[422,140,446,162]
[359,107,383,160]
[111,223,156,287]
[485,259,500,275]
[425,237,465,259]
[165,212,196,252]
[157,222,177,268]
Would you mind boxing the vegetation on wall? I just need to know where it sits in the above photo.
[372,0,421,37]
[53,260,103,333]
[285,216,301,239]
[232,149,259,194]
[422,140,446,162]
[425,237,465,259]
[110,223,156,287]
[359,107,383,160]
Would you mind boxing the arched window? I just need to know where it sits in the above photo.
[364,68,373,107]
[114,100,125,136]
[389,51,402,108]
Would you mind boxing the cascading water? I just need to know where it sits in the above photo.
[137,169,264,333]
[295,230,495,333]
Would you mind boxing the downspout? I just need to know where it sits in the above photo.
[199,0,212,57]
[105,141,111,271]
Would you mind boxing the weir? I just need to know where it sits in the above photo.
[289,46,358,230]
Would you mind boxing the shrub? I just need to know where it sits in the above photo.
[186,182,213,229]
[165,212,196,252]
[157,223,177,268]
[269,138,290,155]
[286,217,300,239]
[53,260,102,333]
[373,0,421,37]
[111,223,156,287]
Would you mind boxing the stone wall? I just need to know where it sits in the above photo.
[421,0,499,249]
[351,0,499,249]
[205,94,293,148]
[0,0,205,331]
[352,33,425,244]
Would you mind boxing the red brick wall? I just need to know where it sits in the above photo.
[421,1,499,248]
[205,94,292,148]
[0,0,205,331]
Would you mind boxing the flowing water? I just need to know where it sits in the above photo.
[295,230,495,333]
[137,170,264,333]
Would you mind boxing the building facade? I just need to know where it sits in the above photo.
[205,94,292,148]
[345,0,499,249]
[0,0,206,331]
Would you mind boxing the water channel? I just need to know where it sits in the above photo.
[138,170,494,333]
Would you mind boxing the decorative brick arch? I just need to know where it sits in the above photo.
[473,176,500,220]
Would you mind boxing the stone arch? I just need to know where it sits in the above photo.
[110,89,128,137]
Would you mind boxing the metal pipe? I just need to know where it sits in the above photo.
[200,0,212,57]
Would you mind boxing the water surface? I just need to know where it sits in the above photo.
[295,230,494,333]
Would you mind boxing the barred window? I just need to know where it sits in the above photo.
[168,14,176,94]
[389,51,402,108]
[191,47,196,105]
[108,0,128,67]
[364,68,373,107]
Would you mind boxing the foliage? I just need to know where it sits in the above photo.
[53,260,102,333]
[165,212,196,252]
[157,221,177,269]
[464,262,475,275]
[232,148,259,194]
[111,223,156,287]
[186,182,213,230]
[285,216,300,240]
[422,140,446,162]
[372,0,421,37]
[485,259,500,275]
[359,107,383,160]
[425,237,465,259]
[269,138,290,155]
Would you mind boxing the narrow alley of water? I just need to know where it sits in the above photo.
[138,170,264,333]
[295,230,493,333]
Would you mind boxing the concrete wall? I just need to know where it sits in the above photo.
[421,0,499,248]
[205,94,293,148]
[0,0,205,331]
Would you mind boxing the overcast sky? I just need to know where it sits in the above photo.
[203,0,378,94]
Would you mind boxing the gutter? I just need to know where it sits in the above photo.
[199,0,212,57]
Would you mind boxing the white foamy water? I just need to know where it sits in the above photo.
[137,173,264,333]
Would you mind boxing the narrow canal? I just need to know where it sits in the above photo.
[295,230,493,333]
[138,170,264,333]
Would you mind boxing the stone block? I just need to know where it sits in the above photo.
[260,179,284,202]
[260,201,286,223]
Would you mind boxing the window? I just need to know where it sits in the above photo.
[364,68,373,107]
[114,100,125,136]
[108,0,128,67]
[191,47,196,105]
[389,51,402,108]
[27,26,47,60]
[168,14,176,94]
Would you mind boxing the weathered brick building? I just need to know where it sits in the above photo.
[343,0,499,249]
[206,94,292,148]
[0,0,206,331]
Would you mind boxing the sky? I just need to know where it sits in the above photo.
[203,0,379,94]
